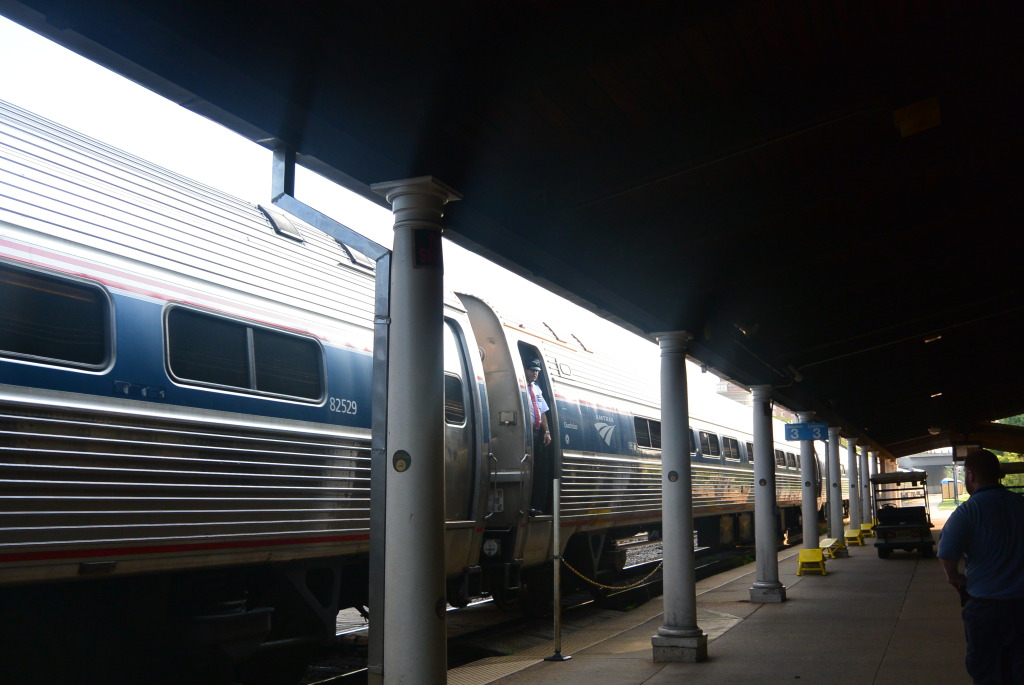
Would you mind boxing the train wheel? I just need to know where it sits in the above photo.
[447,579,470,608]
[490,586,521,612]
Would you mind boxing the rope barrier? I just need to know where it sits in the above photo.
[558,556,663,591]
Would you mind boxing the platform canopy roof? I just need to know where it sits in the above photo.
[3,0,1024,459]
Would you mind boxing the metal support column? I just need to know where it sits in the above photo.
[796,412,819,549]
[847,439,861,530]
[652,332,707,662]
[268,149,397,682]
[750,385,786,603]
[869,451,879,516]
[827,426,848,556]
[370,176,460,685]
[859,445,871,525]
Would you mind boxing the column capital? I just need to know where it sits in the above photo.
[655,330,692,354]
[371,176,462,230]
[371,176,462,204]
[750,384,772,401]
[795,411,814,422]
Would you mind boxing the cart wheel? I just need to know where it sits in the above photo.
[878,547,891,559]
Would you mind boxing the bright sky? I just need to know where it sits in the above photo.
[0,16,730,398]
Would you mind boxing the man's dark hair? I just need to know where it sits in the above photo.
[964,448,1002,483]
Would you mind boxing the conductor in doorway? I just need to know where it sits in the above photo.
[525,359,552,516]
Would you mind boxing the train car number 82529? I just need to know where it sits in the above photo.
[329,397,359,414]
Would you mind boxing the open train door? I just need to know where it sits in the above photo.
[456,294,537,600]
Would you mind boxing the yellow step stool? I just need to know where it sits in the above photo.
[844,528,865,546]
[819,537,844,558]
[796,548,827,575]
[860,522,876,538]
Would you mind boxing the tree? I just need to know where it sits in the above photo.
[995,415,1024,489]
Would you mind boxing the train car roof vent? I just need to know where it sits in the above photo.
[334,238,375,271]
[258,204,304,242]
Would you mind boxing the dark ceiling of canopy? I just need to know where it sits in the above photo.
[4,0,1024,458]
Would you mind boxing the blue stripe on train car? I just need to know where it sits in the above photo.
[554,397,585,451]
[0,290,374,428]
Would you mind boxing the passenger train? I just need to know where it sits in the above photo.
[0,99,847,683]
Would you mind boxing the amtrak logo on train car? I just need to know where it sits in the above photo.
[595,421,616,446]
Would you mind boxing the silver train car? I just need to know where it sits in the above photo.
[0,99,844,683]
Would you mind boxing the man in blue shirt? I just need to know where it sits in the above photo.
[937,448,1024,684]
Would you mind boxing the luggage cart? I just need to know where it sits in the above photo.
[869,471,935,559]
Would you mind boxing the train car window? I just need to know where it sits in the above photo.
[253,327,322,399]
[633,417,662,449]
[258,204,304,242]
[334,239,374,271]
[167,307,323,400]
[634,417,651,448]
[444,373,466,425]
[746,442,755,463]
[722,436,740,462]
[785,452,797,468]
[0,263,110,368]
[169,309,249,388]
[689,428,697,456]
[442,321,472,427]
[699,431,721,457]
[774,449,786,467]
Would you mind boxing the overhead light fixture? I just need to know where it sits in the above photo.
[924,335,942,344]
[893,97,941,137]
[928,427,941,435]
[953,443,982,462]
[787,365,804,382]
[930,392,943,398]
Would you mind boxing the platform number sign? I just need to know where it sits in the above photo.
[786,422,829,441]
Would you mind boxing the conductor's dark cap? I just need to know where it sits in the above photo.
[526,359,542,370]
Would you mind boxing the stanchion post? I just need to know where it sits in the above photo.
[544,477,571,661]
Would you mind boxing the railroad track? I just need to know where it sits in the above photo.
[301,542,775,683]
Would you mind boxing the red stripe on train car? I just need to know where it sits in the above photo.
[0,238,368,347]
[0,532,370,564]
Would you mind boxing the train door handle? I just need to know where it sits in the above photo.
[485,452,497,519]
[518,453,529,515]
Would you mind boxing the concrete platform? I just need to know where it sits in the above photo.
[450,504,967,685]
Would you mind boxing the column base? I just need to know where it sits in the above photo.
[749,585,787,603]
[652,633,708,663]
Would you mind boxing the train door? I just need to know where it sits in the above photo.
[442,318,488,595]
[516,341,557,517]
[443,320,474,523]
[455,294,533,576]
